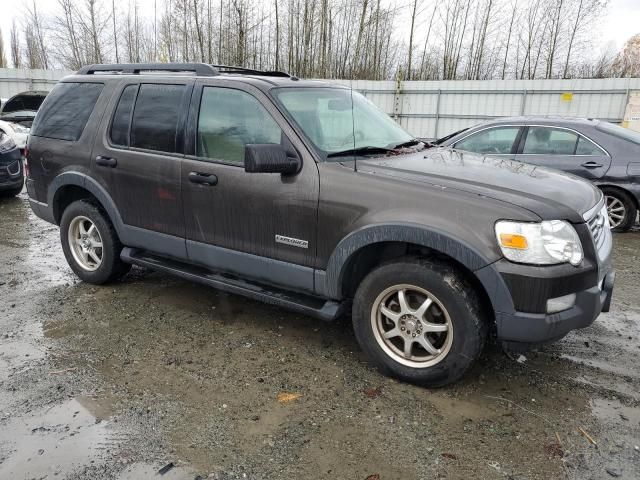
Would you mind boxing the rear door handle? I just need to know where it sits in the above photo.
[188,171,218,186]
[95,155,117,167]
[581,161,602,168]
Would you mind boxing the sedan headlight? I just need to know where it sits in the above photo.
[0,133,16,153]
[495,220,583,266]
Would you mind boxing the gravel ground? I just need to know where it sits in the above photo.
[1,191,639,480]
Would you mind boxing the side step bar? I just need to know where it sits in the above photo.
[120,247,343,321]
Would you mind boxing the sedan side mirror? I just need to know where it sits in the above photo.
[244,144,301,175]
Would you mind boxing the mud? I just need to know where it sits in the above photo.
[1,191,639,480]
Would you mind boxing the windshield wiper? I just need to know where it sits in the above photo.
[391,139,422,149]
[327,146,394,158]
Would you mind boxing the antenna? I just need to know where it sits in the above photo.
[350,78,357,173]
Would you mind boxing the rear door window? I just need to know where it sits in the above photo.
[575,136,604,155]
[522,127,578,155]
[31,82,104,141]
[130,84,186,153]
[110,84,138,147]
[454,127,520,154]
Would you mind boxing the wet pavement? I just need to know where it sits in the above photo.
[1,191,639,480]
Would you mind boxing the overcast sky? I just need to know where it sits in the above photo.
[1,0,639,69]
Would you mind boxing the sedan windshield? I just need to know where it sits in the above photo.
[273,87,414,160]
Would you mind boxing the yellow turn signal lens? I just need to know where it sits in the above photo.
[499,233,528,250]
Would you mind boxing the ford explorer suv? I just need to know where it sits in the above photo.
[26,63,615,387]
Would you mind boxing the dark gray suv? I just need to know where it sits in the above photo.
[26,64,615,386]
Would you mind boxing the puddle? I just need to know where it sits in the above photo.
[0,397,115,478]
[591,398,640,426]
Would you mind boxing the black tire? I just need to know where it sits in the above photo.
[60,200,131,284]
[601,187,637,233]
[352,258,487,387]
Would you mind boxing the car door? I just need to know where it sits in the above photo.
[452,125,522,159]
[181,80,319,292]
[514,126,611,179]
[92,79,193,258]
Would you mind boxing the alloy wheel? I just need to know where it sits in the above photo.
[68,216,104,271]
[605,195,626,230]
[370,284,453,368]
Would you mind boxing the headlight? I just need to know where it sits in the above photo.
[495,220,583,266]
[0,133,16,153]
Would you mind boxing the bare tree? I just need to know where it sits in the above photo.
[0,29,7,68]
[10,21,21,68]
[1,0,623,81]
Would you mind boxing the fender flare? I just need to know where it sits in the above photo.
[48,171,126,236]
[318,223,515,314]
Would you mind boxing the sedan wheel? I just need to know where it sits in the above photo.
[605,195,626,230]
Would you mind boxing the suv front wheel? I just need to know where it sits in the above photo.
[352,258,487,387]
[60,200,131,284]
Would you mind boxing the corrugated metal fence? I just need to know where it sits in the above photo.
[2,68,638,140]
[0,68,70,99]
[333,78,640,140]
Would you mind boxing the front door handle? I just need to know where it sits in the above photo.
[581,161,602,168]
[188,171,218,186]
[96,155,117,167]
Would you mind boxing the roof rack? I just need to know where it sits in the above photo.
[77,63,219,76]
[212,65,291,78]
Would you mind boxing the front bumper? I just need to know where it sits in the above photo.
[496,270,615,344]
[0,149,24,190]
[478,206,615,345]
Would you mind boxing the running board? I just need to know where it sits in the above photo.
[120,247,343,321]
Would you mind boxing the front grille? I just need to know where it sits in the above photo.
[586,203,611,261]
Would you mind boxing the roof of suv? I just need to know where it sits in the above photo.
[71,63,342,92]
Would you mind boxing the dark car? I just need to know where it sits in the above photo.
[25,63,614,386]
[0,90,48,129]
[0,131,23,197]
[434,117,640,232]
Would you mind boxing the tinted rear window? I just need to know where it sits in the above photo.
[130,84,185,153]
[110,85,138,147]
[31,82,103,141]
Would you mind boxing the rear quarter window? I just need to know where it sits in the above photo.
[31,82,104,141]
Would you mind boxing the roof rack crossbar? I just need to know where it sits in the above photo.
[77,63,219,76]
[211,64,291,78]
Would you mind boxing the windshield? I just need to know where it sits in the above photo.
[596,120,640,146]
[273,87,414,159]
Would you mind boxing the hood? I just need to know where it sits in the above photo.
[1,90,48,115]
[357,147,601,223]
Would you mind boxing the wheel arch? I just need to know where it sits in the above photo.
[597,184,639,210]
[49,172,125,235]
[318,223,514,317]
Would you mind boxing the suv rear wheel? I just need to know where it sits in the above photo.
[601,187,637,232]
[60,200,131,284]
[352,258,487,387]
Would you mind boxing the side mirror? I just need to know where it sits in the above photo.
[244,144,301,175]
